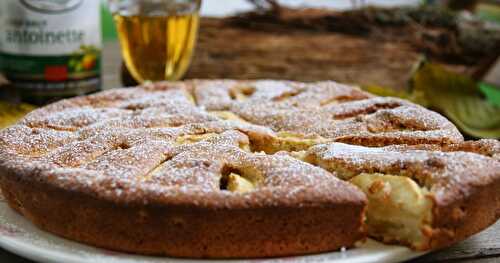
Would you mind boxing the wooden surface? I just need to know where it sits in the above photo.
[1,38,500,262]
[184,17,420,90]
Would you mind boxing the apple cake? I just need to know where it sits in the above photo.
[0,80,498,258]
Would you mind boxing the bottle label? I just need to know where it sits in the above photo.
[0,0,101,98]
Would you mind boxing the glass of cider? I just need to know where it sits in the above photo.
[109,0,201,83]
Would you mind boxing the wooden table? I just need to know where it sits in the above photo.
[1,41,499,263]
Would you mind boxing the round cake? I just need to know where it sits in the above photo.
[0,80,499,258]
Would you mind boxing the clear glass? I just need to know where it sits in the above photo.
[108,0,201,83]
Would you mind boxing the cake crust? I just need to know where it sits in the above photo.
[303,142,500,250]
[0,79,497,258]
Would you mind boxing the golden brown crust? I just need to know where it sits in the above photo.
[303,142,500,250]
[0,171,365,258]
[0,79,496,257]
[385,139,500,161]
[429,176,500,250]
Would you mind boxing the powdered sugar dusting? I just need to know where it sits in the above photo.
[305,142,500,204]
[0,79,495,207]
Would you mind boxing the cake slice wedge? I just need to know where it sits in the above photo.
[303,142,500,250]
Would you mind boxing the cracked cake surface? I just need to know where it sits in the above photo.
[0,80,498,258]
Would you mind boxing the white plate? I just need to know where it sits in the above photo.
[0,191,425,263]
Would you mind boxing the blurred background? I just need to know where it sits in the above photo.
[1,0,500,138]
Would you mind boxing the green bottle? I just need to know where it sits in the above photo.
[0,0,102,105]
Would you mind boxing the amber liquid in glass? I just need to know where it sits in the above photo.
[114,13,199,82]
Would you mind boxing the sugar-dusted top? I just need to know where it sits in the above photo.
[1,79,493,208]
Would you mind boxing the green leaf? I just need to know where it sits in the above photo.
[411,63,500,139]
[479,82,500,107]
